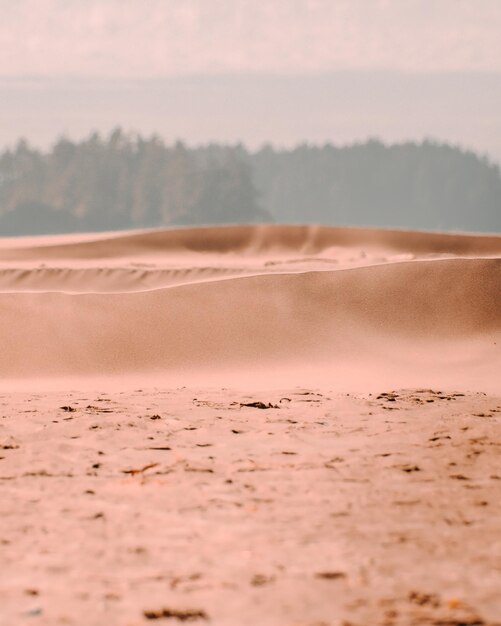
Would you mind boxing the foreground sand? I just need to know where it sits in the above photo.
[1,387,500,625]
[0,225,500,625]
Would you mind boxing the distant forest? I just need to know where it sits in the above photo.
[0,129,500,235]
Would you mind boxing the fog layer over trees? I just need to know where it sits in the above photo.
[0,130,499,235]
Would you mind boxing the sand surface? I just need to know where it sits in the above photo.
[0,224,500,625]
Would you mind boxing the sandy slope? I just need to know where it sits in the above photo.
[0,225,500,625]
[0,225,500,390]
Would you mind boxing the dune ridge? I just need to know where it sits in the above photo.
[1,224,501,261]
[0,255,497,294]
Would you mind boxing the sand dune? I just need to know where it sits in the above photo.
[0,225,499,388]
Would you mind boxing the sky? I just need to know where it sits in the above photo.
[1,0,501,77]
[0,0,500,162]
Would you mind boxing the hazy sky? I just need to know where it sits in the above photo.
[1,0,500,163]
[1,0,501,77]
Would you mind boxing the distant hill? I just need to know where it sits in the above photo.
[0,131,499,235]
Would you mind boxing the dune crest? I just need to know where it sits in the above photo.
[1,224,501,261]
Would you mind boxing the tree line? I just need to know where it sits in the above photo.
[0,129,499,235]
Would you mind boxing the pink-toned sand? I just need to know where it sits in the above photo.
[0,225,500,625]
